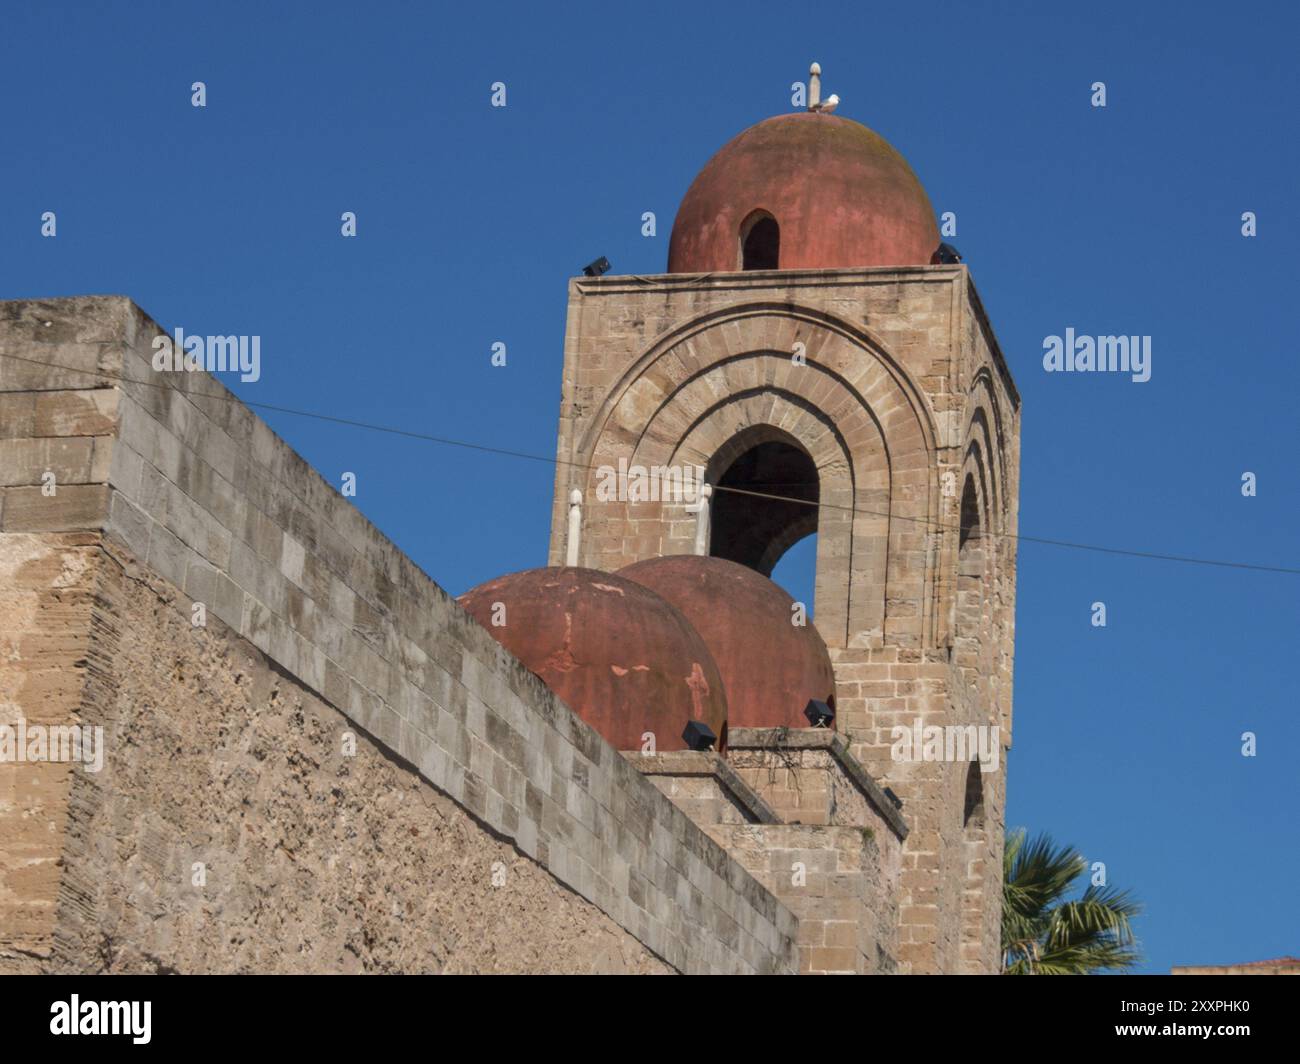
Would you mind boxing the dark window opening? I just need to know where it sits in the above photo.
[710,437,817,576]
[959,475,981,552]
[741,213,780,270]
[954,475,986,668]
[963,760,985,828]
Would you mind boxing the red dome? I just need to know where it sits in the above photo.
[667,112,939,272]
[458,567,728,752]
[618,556,836,730]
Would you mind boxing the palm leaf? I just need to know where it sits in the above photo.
[1002,829,1143,974]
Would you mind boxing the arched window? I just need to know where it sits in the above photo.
[958,473,993,972]
[740,210,780,270]
[962,759,984,828]
[959,475,981,554]
[959,755,989,971]
[954,475,985,673]
[708,429,817,576]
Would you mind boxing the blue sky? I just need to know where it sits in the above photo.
[4,0,1296,974]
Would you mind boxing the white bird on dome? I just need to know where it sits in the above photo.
[819,94,839,113]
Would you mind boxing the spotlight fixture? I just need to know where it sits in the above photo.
[582,256,611,277]
[930,242,963,265]
[681,721,717,752]
[803,699,834,728]
[883,787,904,811]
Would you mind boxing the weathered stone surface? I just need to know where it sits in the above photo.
[0,533,102,973]
[1,484,110,531]
[631,750,779,826]
[47,552,672,975]
[708,823,897,974]
[32,390,119,438]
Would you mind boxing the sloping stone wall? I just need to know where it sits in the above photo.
[51,545,675,973]
[0,295,798,974]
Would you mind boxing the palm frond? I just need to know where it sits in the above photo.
[1001,829,1144,974]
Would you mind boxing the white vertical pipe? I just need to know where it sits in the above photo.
[565,489,582,567]
[693,483,713,556]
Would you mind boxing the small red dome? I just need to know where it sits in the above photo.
[618,555,836,730]
[458,567,728,752]
[668,112,939,272]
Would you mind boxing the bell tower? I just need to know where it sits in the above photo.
[548,71,1021,974]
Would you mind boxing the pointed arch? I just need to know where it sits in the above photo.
[569,305,941,648]
[706,425,818,574]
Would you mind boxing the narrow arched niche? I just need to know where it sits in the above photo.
[959,475,982,554]
[740,210,780,270]
[954,475,985,674]
[962,759,985,828]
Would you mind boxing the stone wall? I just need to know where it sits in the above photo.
[710,823,898,975]
[0,295,799,974]
[53,545,673,973]
[632,751,777,827]
[726,727,909,840]
[0,533,103,972]
[708,730,907,975]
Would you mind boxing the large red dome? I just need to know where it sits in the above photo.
[458,567,728,752]
[618,555,836,731]
[667,112,939,273]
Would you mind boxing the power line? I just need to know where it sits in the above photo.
[1,346,1296,577]
[716,485,1299,575]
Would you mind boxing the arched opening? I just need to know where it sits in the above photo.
[708,431,818,577]
[962,759,984,828]
[954,475,985,673]
[959,474,981,553]
[740,210,780,270]
[956,470,995,970]
[959,755,989,970]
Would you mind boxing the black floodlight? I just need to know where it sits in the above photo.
[931,242,963,265]
[582,255,611,277]
[803,699,834,728]
[883,787,904,811]
[681,721,717,752]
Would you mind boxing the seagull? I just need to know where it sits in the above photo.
[818,94,839,114]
